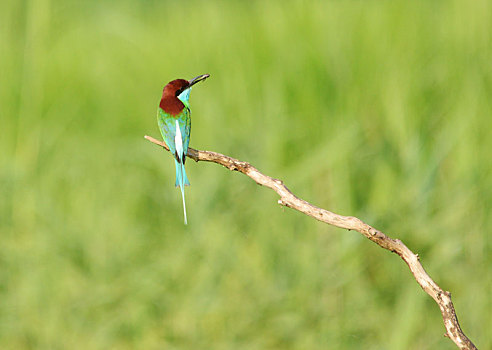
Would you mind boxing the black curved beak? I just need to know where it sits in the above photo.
[188,74,210,87]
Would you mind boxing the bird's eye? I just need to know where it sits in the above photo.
[176,88,187,97]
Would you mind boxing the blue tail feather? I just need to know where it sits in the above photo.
[174,159,189,225]
[174,160,190,187]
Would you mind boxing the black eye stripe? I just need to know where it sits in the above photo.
[176,87,188,97]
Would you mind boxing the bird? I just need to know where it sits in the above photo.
[157,74,210,225]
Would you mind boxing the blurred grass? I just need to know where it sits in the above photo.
[1,0,491,349]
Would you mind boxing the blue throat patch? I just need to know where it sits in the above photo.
[177,88,191,108]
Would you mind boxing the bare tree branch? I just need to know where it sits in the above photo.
[145,134,477,350]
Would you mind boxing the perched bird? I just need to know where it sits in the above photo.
[157,74,210,224]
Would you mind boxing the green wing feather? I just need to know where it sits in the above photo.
[157,107,191,159]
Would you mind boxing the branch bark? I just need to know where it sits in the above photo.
[145,134,477,350]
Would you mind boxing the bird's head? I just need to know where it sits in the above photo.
[162,74,210,108]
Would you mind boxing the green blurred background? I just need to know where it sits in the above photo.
[1,0,491,349]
